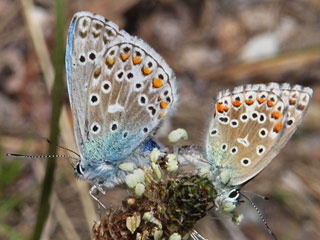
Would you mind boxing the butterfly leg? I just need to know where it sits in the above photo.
[89,183,106,209]
[188,230,208,240]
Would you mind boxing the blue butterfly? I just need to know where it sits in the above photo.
[181,83,313,239]
[65,11,177,200]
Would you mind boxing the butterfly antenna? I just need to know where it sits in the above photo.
[241,193,277,240]
[6,153,80,162]
[242,190,270,200]
[43,137,80,157]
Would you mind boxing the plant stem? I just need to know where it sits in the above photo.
[30,1,65,239]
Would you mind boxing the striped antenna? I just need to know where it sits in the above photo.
[6,138,81,162]
[241,193,277,240]
[6,153,80,162]
[242,190,270,200]
[43,137,80,157]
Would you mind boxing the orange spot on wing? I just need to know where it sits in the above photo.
[232,100,241,107]
[121,53,130,61]
[106,57,114,67]
[245,99,254,105]
[223,105,229,112]
[160,101,169,109]
[273,121,282,133]
[271,111,281,119]
[216,102,224,113]
[257,97,265,104]
[133,56,142,65]
[153,78,163,88]
[267,99,274,107]
[143,66,151,75]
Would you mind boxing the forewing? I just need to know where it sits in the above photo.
[206,83,312,186]
[65,11,127,150]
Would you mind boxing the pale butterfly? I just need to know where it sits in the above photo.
[206,83,312,204]
[179,82,312,238]
[65,11,177,200]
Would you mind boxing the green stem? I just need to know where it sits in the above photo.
[30,1,65,239]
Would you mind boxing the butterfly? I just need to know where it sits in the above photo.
[179,83,312,238]
[204,83,312,205]
[65,11,177,198]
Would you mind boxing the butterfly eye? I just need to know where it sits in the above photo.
[228,189,240,201]
[75,162,85,175]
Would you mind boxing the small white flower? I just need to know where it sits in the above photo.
[167,154,178,171]
[135,183,145,196]
[168,128,188,144]
[167,154,177,162]
[151,148,161,163]
[143,211,153,222]
[232,212,244,225]
[169,233,182,240]
[126,212,141,234]
[152,228,163,239]
[222,202,236,212]
[119,162,136,171]
[125,173,138,188]
[152,162,162,179]
[133,168,145,183]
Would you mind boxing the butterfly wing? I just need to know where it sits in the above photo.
[81,36,177,163]
[206,83,312,186]
[65,11,128,151]
[66,12,177,162]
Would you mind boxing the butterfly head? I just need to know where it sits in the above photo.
[213,185,241,212]
[74,161,86,179]
[223,188,242,212]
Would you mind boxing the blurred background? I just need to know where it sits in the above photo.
[1,0,320,239]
